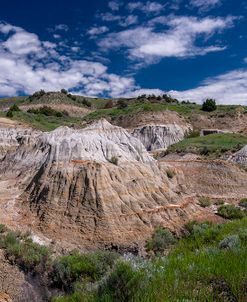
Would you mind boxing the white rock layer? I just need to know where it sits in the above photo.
[131,123,190,151]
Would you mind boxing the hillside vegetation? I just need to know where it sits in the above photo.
[167,133,247,158]
[1,217,246,301]
[1,91,247,131]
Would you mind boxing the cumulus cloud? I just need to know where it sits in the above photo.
[123,68,247,105]
[122,88,164,97]
[87,26,109,36]
[119,15,138,27]
[99,15,234,64]
[108,0,122,11]
[169,69,247,105]
[0,21,136,97]
[127,1,164,14]
[190,0,222,11]
[99,12,138,27]
[54,24,69,31]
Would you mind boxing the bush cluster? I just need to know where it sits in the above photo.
[201,98,217,112]
[108,156,118,165]
[6,104,21,118]
[27,106,67,118]
[51,251,119,291]
[0,230,51,273]
[146,227,176,254]
[239,198,247,209]
[217,204,245,220]
[198,197,212,208]
[29,90,46,101]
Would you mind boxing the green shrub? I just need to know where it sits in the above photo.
[27,106,65,118]
[108,156,118,165]
[1,231,51,272]
[61,89,68,94]
[201,99,217,112]
[29,90,46,101]
[217,205,245,220]
[198,197,212,208]
[104,100,114,109]
[9,104,21,112]
[0,224,6,233]
[219,235,241,250]
[117,99,128,109]
[239,198,247,209]
[98,261,143,302]
[146,227,176,254]
[51,251,119,291]
[215,199,225,206]
[183,220,198,235]
[166,169,175,179]
[6,110,13,118]
[186,130,200,138]
[82,98,91,107]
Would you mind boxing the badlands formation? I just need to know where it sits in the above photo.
[0,119,199,250]
[0,114,246,251]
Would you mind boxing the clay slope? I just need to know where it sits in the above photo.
[0,127,35,160]
[161,159,247,199]
[112,111,191,151]
[0,119,202,249]
[229,145,247,167]
[131,124,189,151]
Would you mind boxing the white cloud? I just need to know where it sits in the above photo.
[122,88,164,97]
[4,31,41,55]
[119,15,138,27]
[108,1,122,11]
[100,12,122,22]
[127,1,164,14]
[54,24,69,31]
[99,16,234,64]
[169,69,247,105]
[87,26,109,36]
[53,34,61,39]
[0,22,136,98]
[99,12,138,27]
[190,0,222,11]
[122,68,247,105]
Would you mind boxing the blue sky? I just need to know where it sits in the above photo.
[0,0,247,104]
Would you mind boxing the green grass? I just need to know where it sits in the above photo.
[84,101,247,122]
[53,218,247,302]
[1,111,81,131]
[0,96,28,109]
[0,229,51,273]
[167,133,247,158]
[1,95,247,132]
[84,102,202,121]
[0,219,246,302]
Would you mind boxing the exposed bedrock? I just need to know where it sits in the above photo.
[229,145,247,167]
[162,159,247,198]
[131,123,190,151]
[0,119,201,249]
[112,111,191,151]
[0,128,36,160]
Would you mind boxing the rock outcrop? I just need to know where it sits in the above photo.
[131,123,189,151]
[161,159,247,198]
[111,110,191,151]
[0,128,35,159]
[229,145,247,167]
[0,119,201,249]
